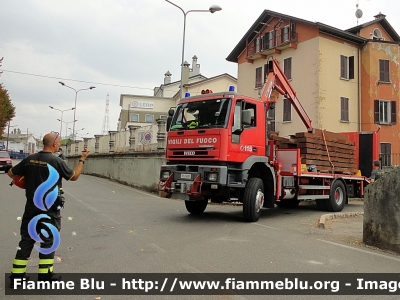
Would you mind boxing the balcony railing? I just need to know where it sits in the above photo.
[247,32,298,59]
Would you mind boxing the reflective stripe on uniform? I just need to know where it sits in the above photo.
[38,266,54,273]
[13,259,28,266]
[11,267,26,273]
[38,259,54,265]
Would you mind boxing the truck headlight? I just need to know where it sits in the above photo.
[207,172,218,182]
[161,171,171,179]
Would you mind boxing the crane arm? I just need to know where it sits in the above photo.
[260,58,313,132]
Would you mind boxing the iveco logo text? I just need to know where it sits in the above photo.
[184,151,195,155]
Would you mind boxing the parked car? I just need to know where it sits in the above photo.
[0,151,12,173]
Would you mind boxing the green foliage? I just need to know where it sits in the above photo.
[0,83,16,139]
[0,57,16,139]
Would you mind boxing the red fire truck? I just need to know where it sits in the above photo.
[159,58,378,222]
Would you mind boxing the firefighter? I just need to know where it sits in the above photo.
[7,132,89,287]
[370,160,384,182]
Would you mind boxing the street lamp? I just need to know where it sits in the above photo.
[59,82,95,141]
[57,119,77,139]
[165,0,221,100]
[6,121,18,151]
[68,127,85,140]
[49,106,75,137]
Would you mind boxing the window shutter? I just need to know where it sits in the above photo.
[374,100,380,123]
[340,55,346,78]
[349,56,354,79]
[391,101,397,124]
[290,23,296,39]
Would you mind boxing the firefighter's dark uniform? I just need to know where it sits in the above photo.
[9,152,74,281]
[370,167,384,181]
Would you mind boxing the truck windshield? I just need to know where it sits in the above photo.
[170,98,231,130]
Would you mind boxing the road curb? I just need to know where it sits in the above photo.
[318,212,364,229]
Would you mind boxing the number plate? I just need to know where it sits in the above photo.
[180,173,192,179]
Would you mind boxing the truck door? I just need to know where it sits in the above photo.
[230,99,264,162]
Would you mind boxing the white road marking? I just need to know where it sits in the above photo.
[252,223,280,230]
[318,239,400,262]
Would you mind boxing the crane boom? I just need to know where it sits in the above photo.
[260,58,313,132]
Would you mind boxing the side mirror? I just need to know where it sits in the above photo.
[242,110,252,125]
[166,108,175,131]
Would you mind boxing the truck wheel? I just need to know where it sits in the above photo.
[325,180,347,212]
[316,199,327,211]
[243,178,264,222]
[276,200,300,208]
[185,200,208,214]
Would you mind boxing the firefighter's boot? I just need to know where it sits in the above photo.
[37,258,62,282]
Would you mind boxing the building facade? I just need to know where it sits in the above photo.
[227,10,400,165]
[118,56,237,146]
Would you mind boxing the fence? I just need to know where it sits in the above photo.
[65,119,166,156]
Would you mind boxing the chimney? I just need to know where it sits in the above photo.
[374,12,386,19]
[191,55,200,76]
[164,70,172,84]
[181,61,190,88]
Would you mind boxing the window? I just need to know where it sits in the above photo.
[130,114,139,122]
[232,100,242,143]
[255,67,262,88]
[243,102,257,127]
[379,59,390,82]
[380,143,391,167]
[263,31,273,49]
[374,100,396,124]
[281,26,289,42]
[267,105,275,132]
[284,57,292,80]
[145,114,154,123]
[283,98,291,122]
[340,97,349,122]
[340,55,354,79]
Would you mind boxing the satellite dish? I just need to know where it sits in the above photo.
[355,9,363,18]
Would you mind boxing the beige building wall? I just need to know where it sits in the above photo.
[318,37,359,133]
[184,77,237,97]
[235,36,359,137]
[119,95,174,130]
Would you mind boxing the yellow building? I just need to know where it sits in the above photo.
[227,10,400,166]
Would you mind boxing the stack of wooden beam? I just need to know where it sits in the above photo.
[268,129,357,174]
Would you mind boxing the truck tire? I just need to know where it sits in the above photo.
[276,200,300,208]
[243,178,264,222]
[185,200,208,214]
[325,180,346,212]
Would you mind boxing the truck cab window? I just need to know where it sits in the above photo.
[170,98,231,130]
[232,100,242,143]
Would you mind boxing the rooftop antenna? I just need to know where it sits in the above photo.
[355,0,363,25]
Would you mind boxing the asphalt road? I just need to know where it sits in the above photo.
[1,170,399,300]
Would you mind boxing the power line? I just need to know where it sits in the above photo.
[0,69,154,91]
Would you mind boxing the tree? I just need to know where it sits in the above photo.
[0,57,16,139]
[0,84,16,139]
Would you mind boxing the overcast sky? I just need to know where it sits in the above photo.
[1,0,398,140]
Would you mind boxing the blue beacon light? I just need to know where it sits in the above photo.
[185,92,191,97]
[229,86,235,92]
